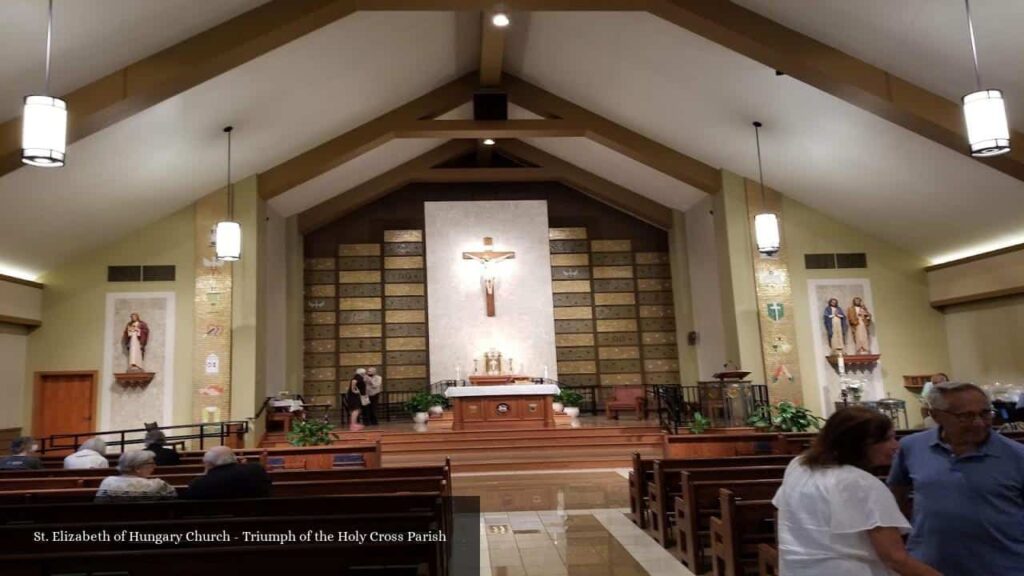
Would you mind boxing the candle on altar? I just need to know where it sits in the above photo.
[837,353,846,375]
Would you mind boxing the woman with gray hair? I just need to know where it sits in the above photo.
[63,438,110,469]
[95,450,177,502]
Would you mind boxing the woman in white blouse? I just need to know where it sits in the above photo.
[773,407,940,576]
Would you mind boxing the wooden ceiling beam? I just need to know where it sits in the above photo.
[0,0,368,179]
[412,167,558,182]
[497,140,673,229]
[479,11,507,87]
[393,119,587,139]
[259,73,478,200]
[647,0,1024,183]
[297,140,475,233]
[500,74,720,194]
[351,1,643,9]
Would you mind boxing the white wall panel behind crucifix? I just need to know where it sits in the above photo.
[425,201,557,382]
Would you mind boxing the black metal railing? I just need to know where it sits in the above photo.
[38,420,249,454]
[649,384,771,434]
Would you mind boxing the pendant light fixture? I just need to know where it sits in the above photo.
[752,121,780,257]
[22,0,67,167]
[961,0,1010,157]
[215,126,241,261]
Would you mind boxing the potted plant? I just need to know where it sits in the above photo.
[552,392,565,414]
[689,412,711,434]
[559,389,583,418]
[747,404,774,432]
[288,417,338,446]
[773,401,824,432]
[405,391,433,424]
[428,393,448,417]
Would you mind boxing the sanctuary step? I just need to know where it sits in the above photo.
[262,421,664,472]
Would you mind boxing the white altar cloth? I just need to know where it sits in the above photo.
[445,384,560,398]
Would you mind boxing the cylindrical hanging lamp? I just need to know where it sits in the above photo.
[961,0,1010,157]
[215,126,241,261]
[22,0,67,167]
[752,121,780,256]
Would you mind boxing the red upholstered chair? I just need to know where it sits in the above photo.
[605,386,646,420]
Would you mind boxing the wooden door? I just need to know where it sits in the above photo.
[33,371,97,440]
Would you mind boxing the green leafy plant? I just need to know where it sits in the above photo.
[428,393,449,409]
[747,404,774,430]
[404,391,434,414]
[772,401,824,432]
[288,418,337,446]
[557,389,583,408]
[689,411,711,434]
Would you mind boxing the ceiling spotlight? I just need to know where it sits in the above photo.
[483,138,496,146]
[491,12,510,27]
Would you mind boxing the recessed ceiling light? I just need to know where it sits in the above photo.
[492,12,510,27]
[483,138,496,146]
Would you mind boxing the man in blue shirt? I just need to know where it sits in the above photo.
[889,381,1024,576]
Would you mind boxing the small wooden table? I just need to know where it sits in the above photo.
[445,384,559,431]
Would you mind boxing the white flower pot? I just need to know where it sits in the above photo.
[563,407,580,418]
[552,402,564,414]
[412,412,429,424]
[429,405,444,416]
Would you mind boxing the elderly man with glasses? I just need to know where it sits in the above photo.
[888,381,1024,576]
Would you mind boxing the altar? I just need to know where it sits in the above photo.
[445,384,559,431]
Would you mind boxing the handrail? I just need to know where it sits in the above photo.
[38,420,250,454]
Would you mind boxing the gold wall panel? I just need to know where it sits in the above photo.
[637,279,672,291]
[338,352,383,366]
[305,258,335,270]
[304,339,336,353]
[339,297,382,310]
[598,332,639,346]
[305,311,336,325]
[600,373,642,386]
[642,332,677,345]
[387,337,427,351]
[645,372,680,385]
[553,306,593,320]
[339,324,382,338]
[384,230,423,243]
[384,283,425,296]
[556,333,595,347]
[593,266,634,279]
[309,284,336,298]
[557,361,597,374]
[595,293,636,306]
[549,227,588,240]
[304,367,336,381]
[552,280,591,293]
[644,359,680,373]
[598,346,641,360]
[338,243,381,256]
[339,271,381,284]
[386,310,426,323]
[596,319,638,333]
[639,305,675,318]
[550,253,589,267]
[635,252,669,265]
[388,365,427,379]
[591,240,631,252]
[384,256,424,269]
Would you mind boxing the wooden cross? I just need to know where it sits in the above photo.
[462,237,516,317]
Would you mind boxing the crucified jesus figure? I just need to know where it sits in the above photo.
[463,237,515,317]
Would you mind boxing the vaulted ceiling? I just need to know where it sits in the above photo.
[1,1,1022,280]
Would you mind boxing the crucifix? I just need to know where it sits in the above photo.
[462,236,515,317]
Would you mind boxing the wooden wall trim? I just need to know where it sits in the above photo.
[0,274,43,290]
[0,314,42,328]
[924,243,1024,272]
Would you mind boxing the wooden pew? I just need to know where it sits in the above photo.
[0,465,206,478]
[758,543,779,576]
[710,489,777,576]
[648,464,787,547]
[675,477,782,572]
[629,453,793,529]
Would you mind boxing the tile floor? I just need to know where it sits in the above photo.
[455,470,696,576]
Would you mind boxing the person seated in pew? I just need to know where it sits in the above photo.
[143,429,181,466]
[95,450,177,502]
[185,446,272,500]
[773,407,941,576]
[63,438,110,469]
[0,436,42,470]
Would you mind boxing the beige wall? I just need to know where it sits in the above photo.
[0,279,42,321]
[285,216,305,396]
[25,205,196,433]
[668,210,700,385]
[927,248,1024,306]
[943,295,1024,385]
[683,200,728,380]
[783,195,949,424]
[0,324,30,429]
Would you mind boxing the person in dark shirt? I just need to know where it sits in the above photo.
[0,436,42,470]
[186,446,272,500]
[143,429,181,466]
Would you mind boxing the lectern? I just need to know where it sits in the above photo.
[698,371,755,428]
